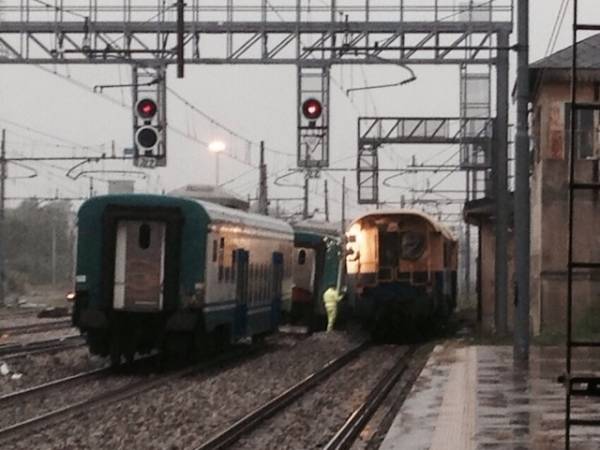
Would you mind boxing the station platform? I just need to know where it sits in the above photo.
[381,342,600,450]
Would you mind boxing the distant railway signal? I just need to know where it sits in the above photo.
[136,98,158,121]
[302,98,323,120]
[135,126,159,149]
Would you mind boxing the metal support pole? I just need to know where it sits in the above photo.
[51,217,57,286]
[176,0,185,78]
[302,171,309,219]
[494,30,510,336]
[341,176,346,233]
[0,130,5,307]
[514,0,530,362]
[215,152,220,186]
[258,141,269,215]
[324,179,329,222]
[465,170,472,305]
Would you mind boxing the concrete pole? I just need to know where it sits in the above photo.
[494,31,510,336]
[514,0,530,362]
[302,171,309,219]
[258,141,269,215]
[324,179,329,222]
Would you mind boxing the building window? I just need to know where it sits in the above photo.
[565,104,597,159]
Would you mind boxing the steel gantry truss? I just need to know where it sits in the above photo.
[0,1,513,66]
[357,116,494,204]
[0,0,512,170]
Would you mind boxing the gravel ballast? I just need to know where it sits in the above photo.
[0,347,105,396]
[10,331,365,450]
[233,345,405,450]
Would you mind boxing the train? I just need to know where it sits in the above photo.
[289,221,343,331]
[345,210,457,339]
[70,194,458,360]
[71,194,293,364]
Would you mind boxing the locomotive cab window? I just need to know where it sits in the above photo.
[400,231,426,261]
[138,223,151,250]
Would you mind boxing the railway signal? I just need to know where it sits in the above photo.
[302,98,322,121]
[134,97,160,151]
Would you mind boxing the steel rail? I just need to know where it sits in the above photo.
[0,335,83,358]
[0,320,72,335]
[0,345,258,445]
[323,345,418,450]
[194,342,368,450]
[0,366,112,405]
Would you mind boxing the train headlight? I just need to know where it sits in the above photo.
[66,292,76,302]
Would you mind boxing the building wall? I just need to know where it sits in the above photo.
[531,80,600,334]
[480,220,515,334]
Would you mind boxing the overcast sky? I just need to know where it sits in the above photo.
[0,0,592,225]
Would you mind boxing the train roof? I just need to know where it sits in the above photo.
[197,199,294,235]
[78,194,293,236]
[291,220,341,237]
[349,209,456,241]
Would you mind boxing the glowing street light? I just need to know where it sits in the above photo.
[208,140,226,185]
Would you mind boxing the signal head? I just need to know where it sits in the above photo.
[135,126,159,149]
[136,98,158,120]
[302,98,323,120]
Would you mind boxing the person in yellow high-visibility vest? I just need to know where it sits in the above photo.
[323,285,345,332]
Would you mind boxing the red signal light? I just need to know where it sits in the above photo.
[136,98,158,119]
[302,98,323,120]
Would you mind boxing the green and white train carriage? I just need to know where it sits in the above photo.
[71,194,293,362]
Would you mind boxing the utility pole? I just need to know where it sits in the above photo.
[0,129,5,307]
[324,179,329,222]
[514,0,530,362]
[341,177,346,233]
[89,178,95,198]
[258,141,268,215]
[302,170,309,219]
[51,216,57,286]
[176,0,185,78]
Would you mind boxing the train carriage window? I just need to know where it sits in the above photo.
[212,239,218,262]
[138,224,151,249]
[400,231,426,261]
[298,249,306,265]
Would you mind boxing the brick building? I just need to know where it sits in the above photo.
[529,34,600,334]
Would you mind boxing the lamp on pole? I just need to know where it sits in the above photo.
[208,140,226,186]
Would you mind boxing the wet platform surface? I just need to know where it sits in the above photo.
[380,343,600,450]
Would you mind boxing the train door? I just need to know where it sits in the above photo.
[272,252,284,327]
[233,249,249,337]
[291,248,316,323]
[113,220,166,311]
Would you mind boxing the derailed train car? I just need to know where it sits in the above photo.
[288,221,343,331]
[71,194,293,363]
[345,210,457,337]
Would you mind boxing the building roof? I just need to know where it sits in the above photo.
[529,34,600,97]
[530,33,600,70]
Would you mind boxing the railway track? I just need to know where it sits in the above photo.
[194,342,369,450]
[0,319,73,336]
[323,345,419,450]
[0,335,84,359]
[0,366,112,405]
[0,344,263,446]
